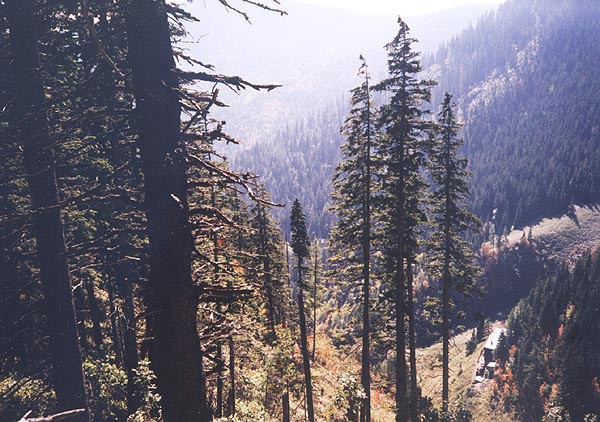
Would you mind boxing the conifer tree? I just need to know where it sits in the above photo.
[373,18,434,422]
[124,1,211,420]
[211,184,226,419]
[5,1,89,418]
[310,239,322,362]
[330,55,377,422]
[1,0,287,419]
[290,198,314,422]
[429,93,481,412]
[253,199,279,340]
[404,169,429,420]
[248,190,293,414]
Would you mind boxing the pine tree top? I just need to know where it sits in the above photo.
[290,198,310,260]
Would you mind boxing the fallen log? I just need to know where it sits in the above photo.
[18,409,86,422]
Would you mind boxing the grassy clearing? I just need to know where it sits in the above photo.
[506,205,600,264]
[416,322,517,421]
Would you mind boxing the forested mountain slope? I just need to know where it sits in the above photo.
[497,250,600,420]
[4,1,600,421]
[184,2,497,145]
[215,4,498,235]
[236,0,600,236]
[426,0,600,232]
[232,106,346,238]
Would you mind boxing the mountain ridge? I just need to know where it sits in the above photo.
[182,1,498,147]
[233,0,600,236]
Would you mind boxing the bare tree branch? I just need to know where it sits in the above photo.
[18,409,86,422]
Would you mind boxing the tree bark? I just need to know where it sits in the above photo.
[86,278,105,352]
[312,242,318,362]
[442,132,452,413]
[117,272,140,415]
[227,335,235,417]
[124,1,211,420]
[6,1,89,418]
[297,260,315,422]
[108,287,124,367]
[360,72,372,422]
[407,255,418,421]
[282,390,290,422]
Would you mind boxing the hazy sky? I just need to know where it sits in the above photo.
[289,0,505,16]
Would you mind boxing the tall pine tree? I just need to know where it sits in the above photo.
[330,55,377,422]
[124,1,211,419]
[5,1,89,418]
[374,18,434,422]
[429,93,481,412]
[290,198,314,422]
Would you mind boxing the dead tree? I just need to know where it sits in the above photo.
[19,409,86,422]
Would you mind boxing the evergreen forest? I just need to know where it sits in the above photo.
[1,1,599,421]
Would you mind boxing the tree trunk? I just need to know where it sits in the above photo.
[442,251,450,412]
[285,233,293,308]
[118,273,140,415]
[264,369,270,410]
[74,285,90,354]
[297,260,315,422]
[212,187,223,419]
[139,308,152,361]
[108,287,124,367]
[6,1,89,418]
[442,134,452,413]
[360,250,371,422]
[395,245,407,422]
[216,340,224,418]
[124,1,211,420]
[86,278,105,352]
[407,255,418,421]
[312,242,318,362]
[395,159,408,422]
[227,335,235,417]
[360,82,372,422]
[259,205,277,340]
[282,390,290,422]
[226,220,239,419]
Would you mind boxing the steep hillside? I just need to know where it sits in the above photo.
[231,0,600,236]
[187,3,500,235]
[232,106,346,238]
[504,205,600,264]
[416,322,516,422]
[426,0,600,231]
[497,250,600,420]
